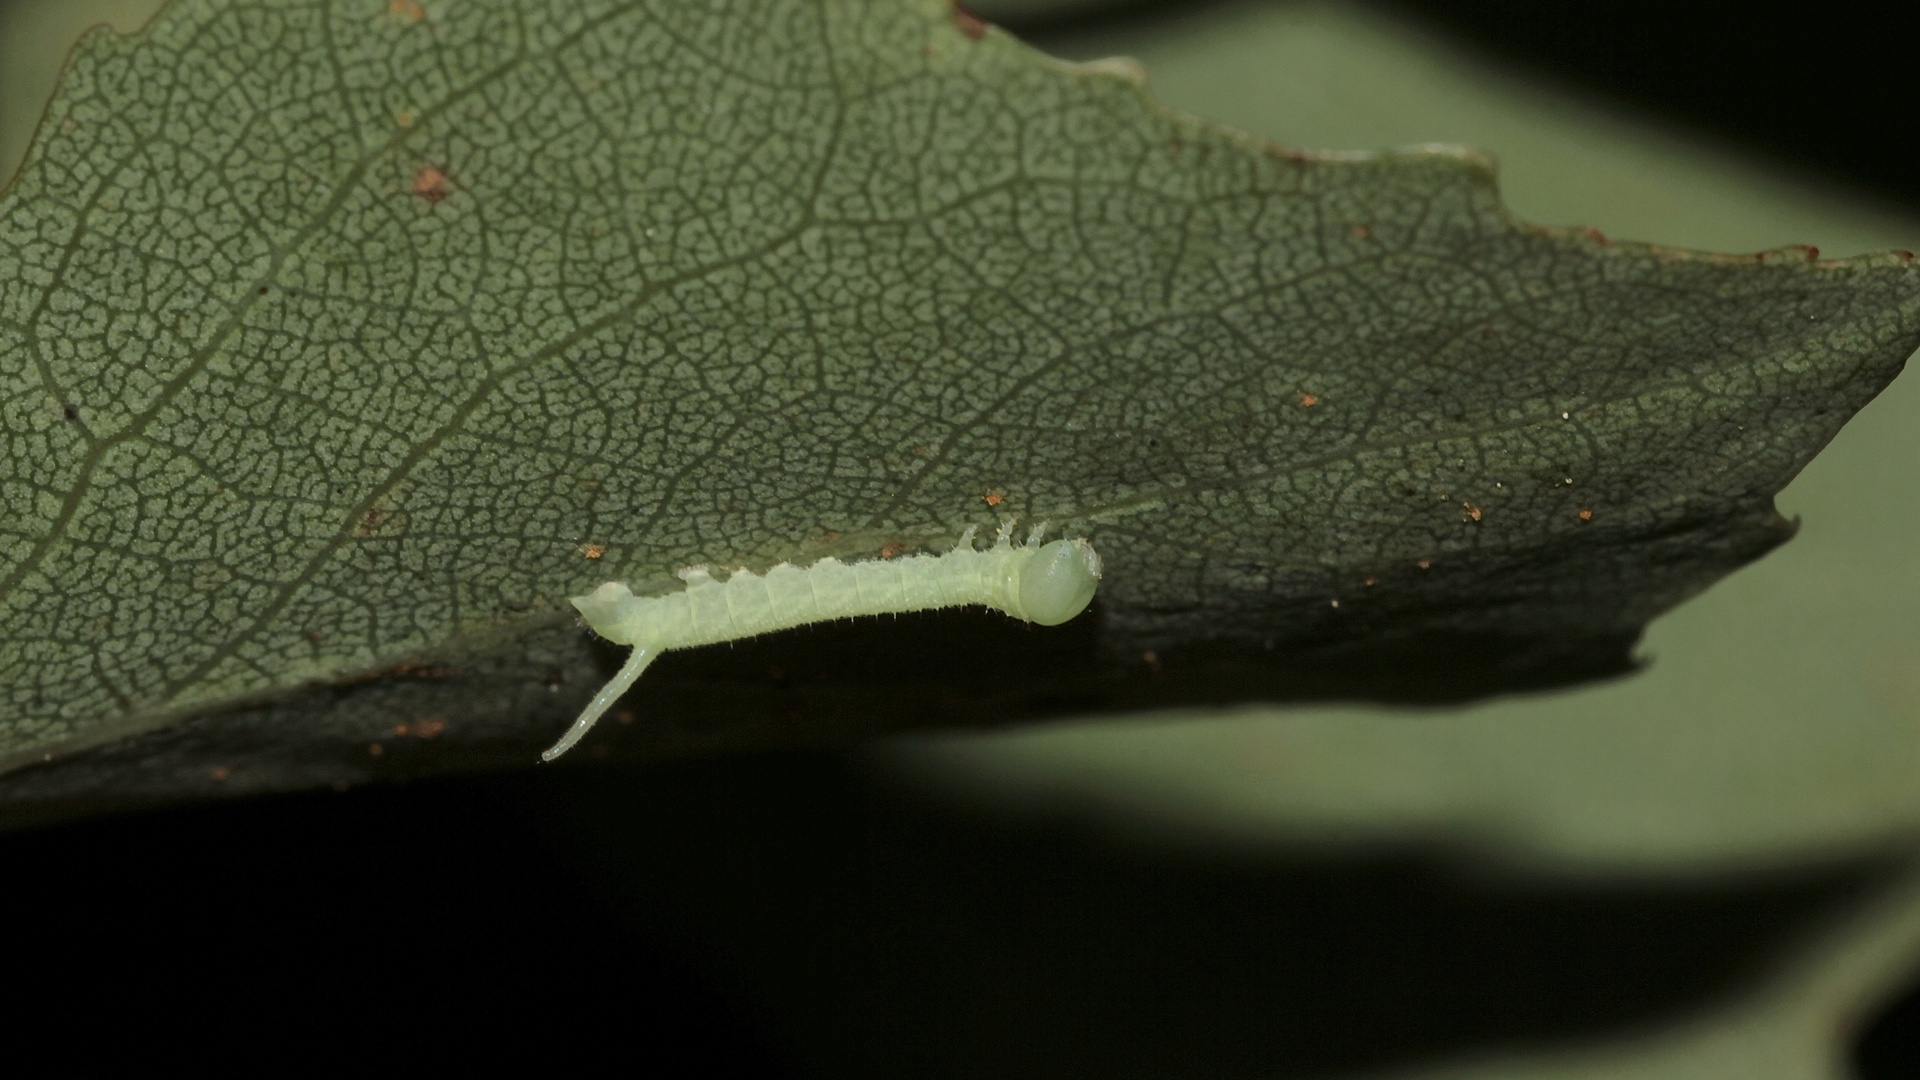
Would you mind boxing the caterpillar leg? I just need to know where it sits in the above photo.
[542,644,658,762]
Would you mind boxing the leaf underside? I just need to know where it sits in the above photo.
[1,0,1916,819]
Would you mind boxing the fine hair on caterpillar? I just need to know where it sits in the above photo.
[544,521,1102,761]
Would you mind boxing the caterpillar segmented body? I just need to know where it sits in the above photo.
[544,521,1102,760]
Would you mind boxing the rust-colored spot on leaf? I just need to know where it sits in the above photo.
[983,490,1004,507]
[1350,224,1371,240]
[388,0,425,23]
[412,165,450,203]
[578,542,605,560]
[952,2,988,39]
[1363,576,1377,586]
[1578,508,1594,522]
[1461,503,1483,523]
[352,501,408,538]
[1416,559,1432,570]
[209,766,232,782]
[878,541,906,559]
[1298,392,1318,407]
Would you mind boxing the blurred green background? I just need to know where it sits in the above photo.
[6,1,1920,1076]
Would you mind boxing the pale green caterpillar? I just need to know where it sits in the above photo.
[544,521,1102,760]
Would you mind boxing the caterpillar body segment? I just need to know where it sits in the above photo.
[544,525,1101,761]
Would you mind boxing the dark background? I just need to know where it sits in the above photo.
[7,1,1920,1076]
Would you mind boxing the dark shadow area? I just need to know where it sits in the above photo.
[2,749,1894,1076]
[1856,970,1920,1080]
[11,749,1873,1076]
[0,765,802,1075]
[527,753,1889,1078]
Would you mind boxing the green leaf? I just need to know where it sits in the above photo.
[0,0,160,183]
[1,0,1917,810]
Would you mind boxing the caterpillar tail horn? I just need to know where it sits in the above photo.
[542,645,657,762]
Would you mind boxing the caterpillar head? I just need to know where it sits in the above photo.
[1016,538,1102,626]
[571,580,639,642]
